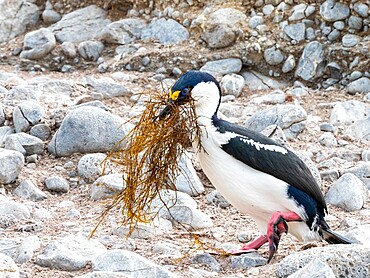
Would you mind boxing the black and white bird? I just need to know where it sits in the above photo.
[159,70,351,262]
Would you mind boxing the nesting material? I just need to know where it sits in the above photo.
[92,90,201,236]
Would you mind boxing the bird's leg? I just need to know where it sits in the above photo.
[227,235,268,255]
[266,211,302,263]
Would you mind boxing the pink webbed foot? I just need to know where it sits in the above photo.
[266,211,302,263]
[227,235,267,255]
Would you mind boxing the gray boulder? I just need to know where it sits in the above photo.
[174,152,204,196]
[284,23,306,42]
[0,149,24,184]
[30,124,51,141]
[13,179,47,201]
[329,100,369,126]
[342,162,370,190]
[141,18,188,45]
[0,0,39,43]
[91,174,124,200]
[48,107,127,157]
[102,18,147,44]
[229,253,267,270]
[78,153,107,183]
[242,71,287,90]
[0,199,30,220]
[345,224,370,245]
[347,77,370,94]
[44,176,69,193]
[295,41,325,81]
[342,34,361,47]
[220,73,245,97]
[201,8,246,49]
[0,127,15,148]
[13,100,44,133]
[78,40,104,61]
[5,133,44,155]
[36,234,107,271]
[287,258,335,278]
[276,245,370,278]
[82,76,131,98]
[325,173,367,211]
[201,58,242,76]
[0,253,19,278]
[346,116,370,140]
[92,249,175,277]
[244,105,307,139]
[320,0,350,22]
[50,5,111,43]
[20,28,56,60]
[264,46,284,66]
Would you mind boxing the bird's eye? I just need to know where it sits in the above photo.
[180,88,189,98]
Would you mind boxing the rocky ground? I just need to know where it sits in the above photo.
[1,0,370,278]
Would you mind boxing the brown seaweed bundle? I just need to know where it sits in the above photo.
[91,89,201,236]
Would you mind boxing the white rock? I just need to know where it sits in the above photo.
[13,179,47,201]
[90,174,124,200]
[0,149,24,184]
[0,253,19,278]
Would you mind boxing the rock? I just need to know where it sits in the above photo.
[320,0,350,22]
[229,253,267,269]
[318,132,337,147]
[264,46,284,66]
[192,253,221,272]
[48,107,127,157]
[242,71,287,90]
[220,73,245,97]
[0,253,19,278]
[249,16,264,29]
[44,176,70,193]
[13,100,44,133]
[252,90,286,105]
[282,55,296,73]
[82,77,131,98]
[354,2,369,18]
[201,8,246,49]
[288,258,335,278]
[0,0,39,43]
[0,104,4,126]
[16,235,41,264]
[50,5,111,43]
[102,18,147,44]
[295,41,325,81]
[344,224,370,245]
[206,190,230,208]
[0,214,18,229]
[276,245,370,278]
[345,116,370,140]
[78,40,104,61]
[362,150,370,162]
[91,174,124,200]
[61,41,77,57]
[20,28,56,60]
[30,124,51,141]
[342,34,361,47]
[329,100,369,126]
[200,58,242,76]
[0,149,24,184]
[36,234,107,271]
[347,77,370,94]
[141,18,188,45]
[78,153,107,183]
[348,16,363,30]
[342,162,370,190]
[152,241,182,259]
[13,179,47,201]
[92,249,174,277]
[5,133,44,155]
[244,105,307,139]
[174,152,204,196]
[0,199,30,220]
[325,173,367,211]
[42,9,62,24]
[289,4,309,21]
[75,272,130,278]
[284,23,306,42]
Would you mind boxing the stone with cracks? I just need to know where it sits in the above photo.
[295,41,325,81]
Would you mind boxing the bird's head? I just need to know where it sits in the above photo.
[158,70,222,119]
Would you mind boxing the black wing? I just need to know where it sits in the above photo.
[214,117,327,211]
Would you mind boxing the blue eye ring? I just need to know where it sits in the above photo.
[180,87,189,98]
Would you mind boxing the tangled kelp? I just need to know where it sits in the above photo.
[91,89,201,236]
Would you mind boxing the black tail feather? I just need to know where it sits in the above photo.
[321,227,353,244]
